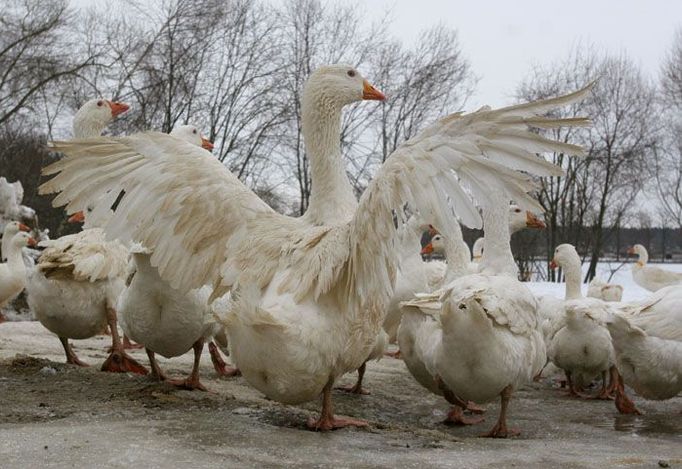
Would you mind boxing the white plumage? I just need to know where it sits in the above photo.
[27,98,145,372]
[628,244,682,292]
[41,65,592,430]
[605,284,682,410]
[545,244,615,398]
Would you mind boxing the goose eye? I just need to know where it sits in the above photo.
[97,100,103,107]
[347,70,356,77]
[193,129,197,134]
[514,208,521,213]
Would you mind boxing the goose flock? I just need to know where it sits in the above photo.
[0,65,680,436]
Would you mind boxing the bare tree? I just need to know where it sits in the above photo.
[655,30,682,229]
[518,47,659,281]
[0,0,99,127]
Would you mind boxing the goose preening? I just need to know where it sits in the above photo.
[26,98,146,373]
[394,205,545,421]
[118,125,237,391]
[628,244,682,292]
[607,285,682,414]
[587,277,623,302]
[41,65,592,431]
[0,232,36,314]
[546,244,616,399]
[425,194,552,438]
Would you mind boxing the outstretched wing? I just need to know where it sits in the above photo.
[41,132,297,292]
[339,84,592,311]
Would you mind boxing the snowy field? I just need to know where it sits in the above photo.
[526,262,682,303]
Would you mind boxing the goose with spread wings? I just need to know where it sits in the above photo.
[41,65,591,431]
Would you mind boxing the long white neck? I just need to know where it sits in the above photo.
[637,248,648,266]
[1,231,14,262]
[4,242,26,274]
[561,253,583,300]
[73,116,108,139]
[443,222,473,280]
[479,192,518,277]
[300,93,357,225]
[472,237,484,261]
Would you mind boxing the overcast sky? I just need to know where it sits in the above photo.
[367,0,682,108]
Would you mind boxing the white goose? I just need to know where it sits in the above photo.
[26,98,146,372]
[0,232,36,312]
[419,206,546,280]
[628,244,682,292]
[2,221,31,262]
[42,65,591,431]
[432,194,550,438]
[397,205,546,425]
[586,277,623,302]
[607,285,682,414]
[0,221,31,322]
[546,244,615,399]
[118,125,236,391]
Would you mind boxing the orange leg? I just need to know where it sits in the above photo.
[208,341,240,377]
[613,370,641,415]
[101,307,148,375]
[306,379,369,431]
[165,340,209,391]
[336,362,370,395]
[480,385,520,438]
[145,348,168,381]
[436,376,484,426]
[59,337,88,367]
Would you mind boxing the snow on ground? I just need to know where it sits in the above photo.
[526,262,682,303]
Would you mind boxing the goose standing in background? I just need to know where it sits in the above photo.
[628,244,682,292]
[0,221,31,322]
[431,193,550,438]
[587,277,623,302]
[42,66,592,431]
[607,285,682,414]
[27,98,146,373]
[397,205,546,425]
[2,220,31,262]
[0,232,36,314]
[546,244,616,399]
[118,124,238,391]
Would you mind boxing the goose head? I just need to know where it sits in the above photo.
[67,202,104,230]
[73,98,129,138]
[10,231,36,249]
[549,243,578,270]
[627,244,647,266]
[420,234,445,255]
[3,221,30,238]
[303,65,385,111]
[509,205,546,233]
[170,125,214,151]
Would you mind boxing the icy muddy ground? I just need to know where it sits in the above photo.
[0,322,680,469]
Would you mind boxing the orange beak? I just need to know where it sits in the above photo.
[421,243,434,255]
[626,247,635,255]
[526,212,546,229]
[549,259,557,270]
[107,100,130,117]
[201,137,214,152]
[18,223,30,232]
[67,211,85,224]
[27,237,37,247]
[362,80,385,101]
